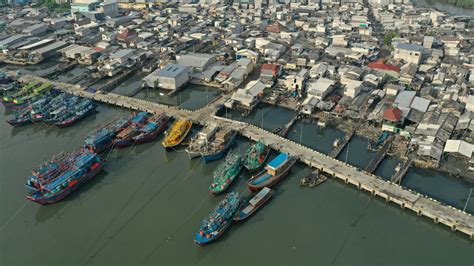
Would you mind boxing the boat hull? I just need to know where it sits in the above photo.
[244,147,271,172]
[6,119,31,127]
[26,161,105,205]
[54,108,96,128]
[201,132,237,163]
[247,159,297,192]
[194,219,232,246]
[133,117,169,145]
[233,189,274,222]
[114,138,134,148]
[185,149,201,159]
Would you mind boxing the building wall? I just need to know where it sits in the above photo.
[394,48,421,64]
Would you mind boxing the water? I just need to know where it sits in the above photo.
[413,0,474,16]
[1,104,473,264]
[135,85,221,111]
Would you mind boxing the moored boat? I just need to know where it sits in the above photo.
[185,123,218,159]
[201,127,237,162]
[132,111,169,145]
[6,107,32,127]
[233,187,274,221]
[113,112,149,148]
[162,117,192,150]
[194,192,241,246]
[247,153,297,192]
[54,100,96,128]
[26,148,105,204]
[209,151,243,195]
[84,117,130,152]
[243,141,271,172]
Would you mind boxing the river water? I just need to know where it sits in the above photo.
[1,98,473,265]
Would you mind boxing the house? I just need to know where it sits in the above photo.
[394,43,423,65]
[382,106,403,132]
[143,64,190,91]
[260,63,281,81]
[384,84,404,96]
[444,140,474,159]
[177,53,216,72]
[343,80,362,98]
[466,95,474,112]
[301,96,320,115]
[368,59,400,78]
[306,78,335,100]
[394,91,416,118]
[285,69,308,96]
[236,49,259,64]
[229,79,266,109]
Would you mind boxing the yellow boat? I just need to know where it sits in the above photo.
[162,118,193,149]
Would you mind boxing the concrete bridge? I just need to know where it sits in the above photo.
[17,74,474,240]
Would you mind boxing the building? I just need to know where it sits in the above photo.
[394,43,423,65]
[382,106,403,132]
[228,79,266,109]
[285,69,308,96]
[236,49,259,64]
[306,77,335,100]
[260,63,281,80]
[144,64,190,91]
[177,53,216,72]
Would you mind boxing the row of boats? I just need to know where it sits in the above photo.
[3,80,97,127]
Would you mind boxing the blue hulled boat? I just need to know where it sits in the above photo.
[132,111,169,145]
[26,149,105,204]
[113,112,149,148]
[84,117,130,152]
[195,192,241,245]
[201,127,237,162]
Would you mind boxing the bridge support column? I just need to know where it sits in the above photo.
[451,224,456,231]
[401,203,405,209]
[417,210,422,216]
[434,217,439,224]
[357,182,361,189]
[345,178,349,184]
[371,190,375,196]
[385,196,390,203]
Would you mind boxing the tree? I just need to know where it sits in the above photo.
[383,32,398,47]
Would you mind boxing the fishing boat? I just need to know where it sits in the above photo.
[243,141,271,172]
[12,83,52,106]
[84,117,130,152]
[31,93,69,122]
[209,151,243,195]
[2,80,40,107]
[26,149,105,204]
[247,153,297,192]
[300,170,326,187]
[132,111,169,145]
[6,107,32,126]
[309,173,327,188]
[54,99,96,128]
[113,112,149,148]
[162,117,193,150]
[201,127,237,162]
[233,187,274,221]
[194,192,241,246]
[185,123,218,159]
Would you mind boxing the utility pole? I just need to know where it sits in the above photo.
[463,188,473,212]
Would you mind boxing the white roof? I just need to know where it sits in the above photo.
[395,91,416,108]
[410,96,430,113]
[307,77,335,93]
[444,140,473,158]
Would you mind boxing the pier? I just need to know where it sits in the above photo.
[277,112,300,137]
[14,73,474,239]
[365,135,394,173]
[329,127,356,158]
[391,156,414,185]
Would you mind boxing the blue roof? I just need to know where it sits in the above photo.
[267,153,288,169]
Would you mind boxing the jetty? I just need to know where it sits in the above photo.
[14,73,474,239]
[365,135,394,173]
[329,127,356,158]
[277,113,299,137]
[391,156,414,185]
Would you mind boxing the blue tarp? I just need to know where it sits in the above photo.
[267,153,288,169]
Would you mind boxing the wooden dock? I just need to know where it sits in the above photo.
[329,127,356,158]
[14,73,474,240]
[391,157,414,185]
[365,135,394,173]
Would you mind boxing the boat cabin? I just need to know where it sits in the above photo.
[265,153,289,176]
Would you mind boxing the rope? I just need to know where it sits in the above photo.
[0,201,28,232]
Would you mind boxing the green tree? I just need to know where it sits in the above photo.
[383,32,398,46]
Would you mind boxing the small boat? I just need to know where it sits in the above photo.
[114,112,149,148]
[243,141,270,172]
[333,138,340,148]
[194,192,241,246]
[162,117,193,150]
[233,187,274,221]
[132,111,169,145]
[26,149,105,204]
[309,173,327,188]
[209,151,243,195]
[247,153,297,192]
[201,127,237,162]
[84,117,130,152]
[185,123,218,159]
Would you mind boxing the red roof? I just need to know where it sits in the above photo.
[261,63,280,76]
[117,30,137,41]
[384,107,402,122]
[266,22,281,33]
[368,60,400,73]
